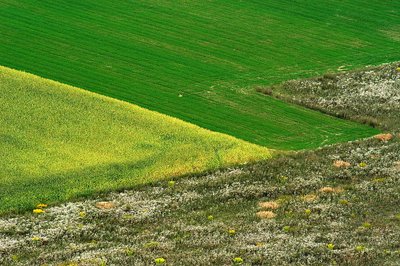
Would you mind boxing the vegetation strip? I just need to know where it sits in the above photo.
[258,62,400,131]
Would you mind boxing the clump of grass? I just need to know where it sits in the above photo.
[144,241,160,249]
[256,86,274,96]
[362,222,372,229]
[168,181,176,188]
[283,226,291,232]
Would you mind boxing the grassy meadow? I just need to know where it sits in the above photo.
[0,66,271,214]
[0,0,394,149]
[1,65,399,265]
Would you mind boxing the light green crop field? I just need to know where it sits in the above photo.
[0,0,393,149]
[0,66,271,214]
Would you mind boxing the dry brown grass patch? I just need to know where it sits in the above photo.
[374,133,393,142]
[302,194,318,202]
[258,201,279,210]
[256,211,276,219]
[333,160,351,168]
[394,161,400,171]
[95,201,115,209]
[319,187,344,193]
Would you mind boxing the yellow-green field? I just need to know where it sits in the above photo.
[0,66,270,214]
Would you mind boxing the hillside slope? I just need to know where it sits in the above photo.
[0,0,392,149]
[0,64,399,265]
[0,66,270,214]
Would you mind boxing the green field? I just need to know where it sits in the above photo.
[1,61,399,266]
[0,66,271,214]
[1,0,394,149]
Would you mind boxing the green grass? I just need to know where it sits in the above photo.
[0,66,271,214]
[0,0,393,149]
[2,59,399,266]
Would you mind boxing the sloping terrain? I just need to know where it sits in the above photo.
[1,65,398,265]
[0,66,270,214]
[0,0,394,149]
[261,63,400,131]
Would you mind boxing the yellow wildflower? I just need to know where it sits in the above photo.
[33,209,45,214]
[355,245,365,252]
[255,242,265,247]
[233,257,244,264]
[362,222,372,229]
[125,248,134,256]
[359,162,367,168]
[339,199,349,205]
[154,258,166,264]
